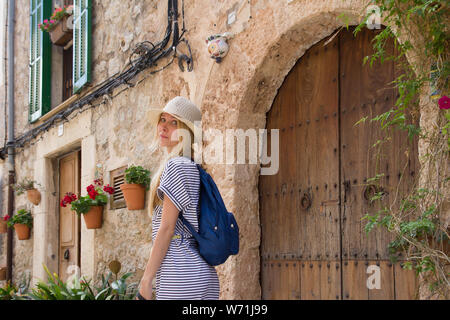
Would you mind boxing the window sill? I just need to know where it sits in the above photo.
[35,94,79,125]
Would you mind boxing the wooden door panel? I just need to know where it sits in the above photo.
[394,263,418,299]
[59,151,81,282]
[339,27,396,261]
[339,27,418,298]
[60,158,76,246]
[300,261,322,299]
[319,260,341,300]
[342,260,369,300]
[260,78,282,259]
[367,261,395,300]
[260,26,418,300]
[260,31,340,299]
[293,34,340,262]
[261,261,272,299]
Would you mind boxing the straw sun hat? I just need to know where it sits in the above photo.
[147,96,202,133]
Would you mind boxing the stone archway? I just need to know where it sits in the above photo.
[200,3,418,299]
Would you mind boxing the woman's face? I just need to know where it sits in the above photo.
[158,112,180,151]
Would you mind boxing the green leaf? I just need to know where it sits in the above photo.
[354,116,368,127]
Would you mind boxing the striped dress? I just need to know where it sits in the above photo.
[153,156,220,300]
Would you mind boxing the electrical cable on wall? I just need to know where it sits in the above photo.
[0,0,191,155]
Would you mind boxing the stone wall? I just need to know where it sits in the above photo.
[0,0,446,299]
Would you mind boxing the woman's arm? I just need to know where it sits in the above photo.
[138,194,180,299]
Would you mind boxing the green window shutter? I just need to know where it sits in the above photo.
[29,0,52,123]
[73,0,91,93]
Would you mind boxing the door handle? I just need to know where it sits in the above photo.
[64,249,70,260]
[300,192,312,210]
[363,184,377,202]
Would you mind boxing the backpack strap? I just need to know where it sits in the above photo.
[177,163,202,239]
[178,211,199,239]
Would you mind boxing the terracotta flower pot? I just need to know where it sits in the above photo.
[83,206,103,229]
[14,224,31,240]
[0,267,6,280]
[120,183,146,210]
[27,188,41,205]
[0,220,7,234]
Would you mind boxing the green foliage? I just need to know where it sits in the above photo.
[69,195,106,215]
[27,265,87,300]
[12,178,40,196]
[124,165,151,190]
[65,180,112,215]
[345,0,450,297]
[100,271,138,300]
[0,281,18,300]
[7,209,33,229]
[25,264,138,300]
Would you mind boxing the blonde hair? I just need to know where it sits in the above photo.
[147,115,196,218]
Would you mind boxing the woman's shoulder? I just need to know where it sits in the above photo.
[166,156,198,166]
[164,156,198,175]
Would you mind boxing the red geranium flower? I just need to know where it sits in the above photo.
[438,95,450,110]
[63,195,72,204]
[87,184,95,193]
[88,189,99,200]
[3,215,10,221]
[103,184,114,195]
[60,192,78,207]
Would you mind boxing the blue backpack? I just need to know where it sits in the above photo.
[178,163,239,266]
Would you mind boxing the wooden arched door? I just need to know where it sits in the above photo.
[259,26,419,300]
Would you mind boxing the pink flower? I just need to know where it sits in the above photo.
[50,20,56,24]
[44,19,48,23]
[438,96,450,110]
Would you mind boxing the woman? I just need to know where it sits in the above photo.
[137,96,220,300]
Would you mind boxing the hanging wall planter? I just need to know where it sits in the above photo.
[26,189,41,206]
[14,224,31,240]
[120,184,146,210]
[39,5,74,47]
[120,165,151,211]
[12,178,42,205]
[60,178,114,230]
[49,15,73,46]
[83,205,103,229]
[7,209,33,241]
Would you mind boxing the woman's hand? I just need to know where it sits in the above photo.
[136,279,152,300]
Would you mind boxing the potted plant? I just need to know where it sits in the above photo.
[61,178,114,229]
[120,165,151,210]
[12,178,41,206]
[7,209,33,240]
[0,215,10,234]
[38,5,73,46]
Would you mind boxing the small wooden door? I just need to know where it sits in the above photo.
[59,150,81,282]
[260,26,418,300]
[63,46,73,101]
